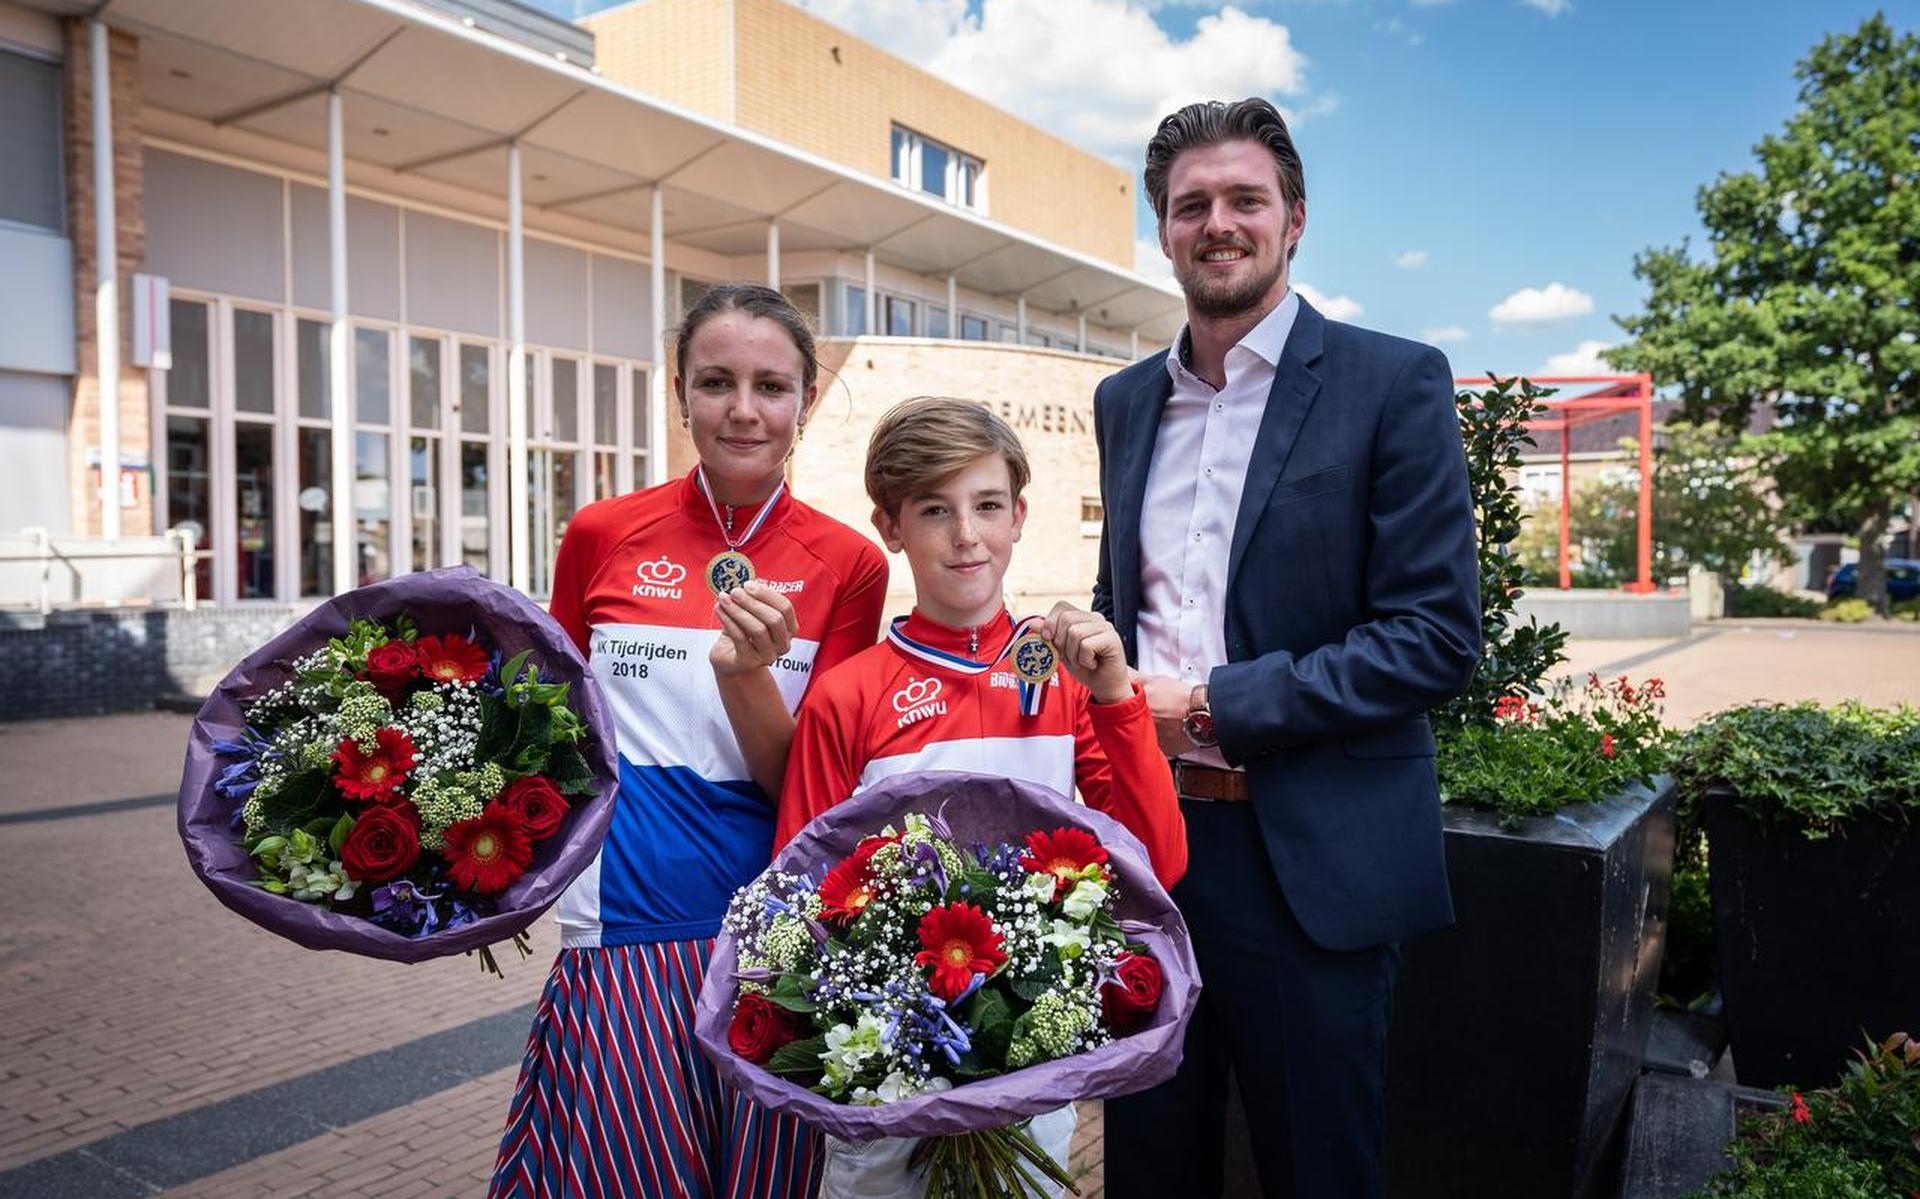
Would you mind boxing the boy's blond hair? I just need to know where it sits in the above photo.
[864,397,1031,517]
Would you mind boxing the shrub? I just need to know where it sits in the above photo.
[1689,1032,1920,1197]
[1672,702,1920,835]
[1818,598,1875,623]
[1437,674,1668,824]
[1728,585,1823,619]
[1892,598,1919,622]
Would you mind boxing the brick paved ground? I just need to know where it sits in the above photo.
[1,619,1911,1195]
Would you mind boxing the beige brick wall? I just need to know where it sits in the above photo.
[63,21,150,541]
[795,338,1116,615]
[589,0,1136,270]
[583,0,736,123]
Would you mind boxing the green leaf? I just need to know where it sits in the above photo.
[500,648,533,689]
[1008,955,1062,1003]
[509,702,554,772]
[767,974,819,1014]
[765,1035,827,1077]
[474,694,513,762]
[255,769,336,837]
[545,742,597,797]
[329,811,356,856]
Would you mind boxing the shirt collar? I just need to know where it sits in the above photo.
[1166,286,1302,385]
[898,607,1014,661]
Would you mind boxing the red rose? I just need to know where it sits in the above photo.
[362,640,420,694]
[728,993,803,1065]
[340,804,421,884]
[1101,952,1164,1031]
[499,776,569,842]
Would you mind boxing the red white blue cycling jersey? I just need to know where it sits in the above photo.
[548,470,888,947]
[776,607,1188,891]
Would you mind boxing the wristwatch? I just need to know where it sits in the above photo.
[1180,683,1217,748]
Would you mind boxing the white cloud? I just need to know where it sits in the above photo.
[785,0,1314,165]
[1520,0,1572,16]
[1423,325,1468,343]
[1489,282,1594,326]
[1393,250,1429,269]
[1133,237,1173,284]
[1541,339,1615,375]
[1296,282,1363,321]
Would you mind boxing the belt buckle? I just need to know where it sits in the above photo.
[1170,758,1218,803]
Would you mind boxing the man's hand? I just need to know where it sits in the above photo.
[1137,671,1196,757]
[1043,601,1133,705]
[709,582,799,678]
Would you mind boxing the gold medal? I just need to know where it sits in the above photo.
[705,549,755,595]
[1011,631,1059,685]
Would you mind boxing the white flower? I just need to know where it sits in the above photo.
[1023,870,1057,907]
[1060,878,1109,922]
[1042,918,1091,959]
[821,1012,889,1092]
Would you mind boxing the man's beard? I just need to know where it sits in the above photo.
[1175,250,1286,320]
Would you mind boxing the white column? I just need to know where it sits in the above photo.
[327,88,355,595]
[91,21,121,541]
[766,221,780,292]
[1077,314,1088,354]
[946,274,957,335]
[507,141,530,592]
[1130,328,1141,359]
[649,186,666,486]
[1016,295,1027,343]
[863,249,876,335]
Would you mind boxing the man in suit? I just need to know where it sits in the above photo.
[1093,98,1480,1198]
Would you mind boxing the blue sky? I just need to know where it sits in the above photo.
[537,0,1917,375]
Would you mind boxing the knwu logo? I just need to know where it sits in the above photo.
[892,676,947,728]
[632,555,687,599]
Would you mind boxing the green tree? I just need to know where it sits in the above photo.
[1609,15,1920,613]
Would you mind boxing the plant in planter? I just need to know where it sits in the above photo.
[1385,376,1678,1199]
[1673,702,1920,1089]
[1686,1031,1920,1197]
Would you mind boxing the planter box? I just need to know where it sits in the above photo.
[1705,790,1920,1089]
[1384,778,1676,1199]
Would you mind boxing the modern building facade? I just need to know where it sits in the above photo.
[0,0,1179,622]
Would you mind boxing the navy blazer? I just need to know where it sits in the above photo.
[1092,299,1480,952]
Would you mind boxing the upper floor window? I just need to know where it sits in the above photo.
[891,125,985,213]
[0,46,64,233]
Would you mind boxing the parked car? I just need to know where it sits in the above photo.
[1826,559,1920,601]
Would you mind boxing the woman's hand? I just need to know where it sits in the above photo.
[1044,601,1134,705]
[709,582,799,677]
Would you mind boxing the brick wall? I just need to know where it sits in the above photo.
[0,606,303,721]
[62,20,150,541]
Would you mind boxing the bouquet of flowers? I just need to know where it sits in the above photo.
[178,566,617,967]
[695,772,1198,1198]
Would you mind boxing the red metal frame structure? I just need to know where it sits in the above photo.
[1455,374,1657,593]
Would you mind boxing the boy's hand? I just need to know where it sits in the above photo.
[710,582,799,678]
[1044,601,1134,705]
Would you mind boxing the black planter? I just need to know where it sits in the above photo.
[1704,790,1920,1089]
[1384,778,1676,1199]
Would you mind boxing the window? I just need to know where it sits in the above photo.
[884,294,917,337]
[1518,465,1563,504]
[0,48,63,232]
[889,125,985,213]
[842,284,868,337]
[1080,495,1104,538]
[926,306,950,339]
[960,314,989,342]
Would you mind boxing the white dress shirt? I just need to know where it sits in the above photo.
[1137,288,1301,770]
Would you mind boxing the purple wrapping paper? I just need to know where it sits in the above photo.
[176,565,618,962]
[694,771,1200,1142]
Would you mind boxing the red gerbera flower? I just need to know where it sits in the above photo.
[332,727,418,802]
[414,633,490,685]
[442,802,533,895]
[914,902,1007,1002]
[1020,827,1110,900]
[1600,733,1618,758]
[819,855,881,926]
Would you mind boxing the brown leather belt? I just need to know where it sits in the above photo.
[1170,759,1250,803]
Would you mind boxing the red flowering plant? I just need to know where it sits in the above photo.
[210,613,601,972]
[1436,670,1670,825]
[713,805,1166,1197]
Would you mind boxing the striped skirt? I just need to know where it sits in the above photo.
[489,939,823,1199]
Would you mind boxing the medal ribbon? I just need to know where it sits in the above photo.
[886,613,1053,717]
[694,466,785,552]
